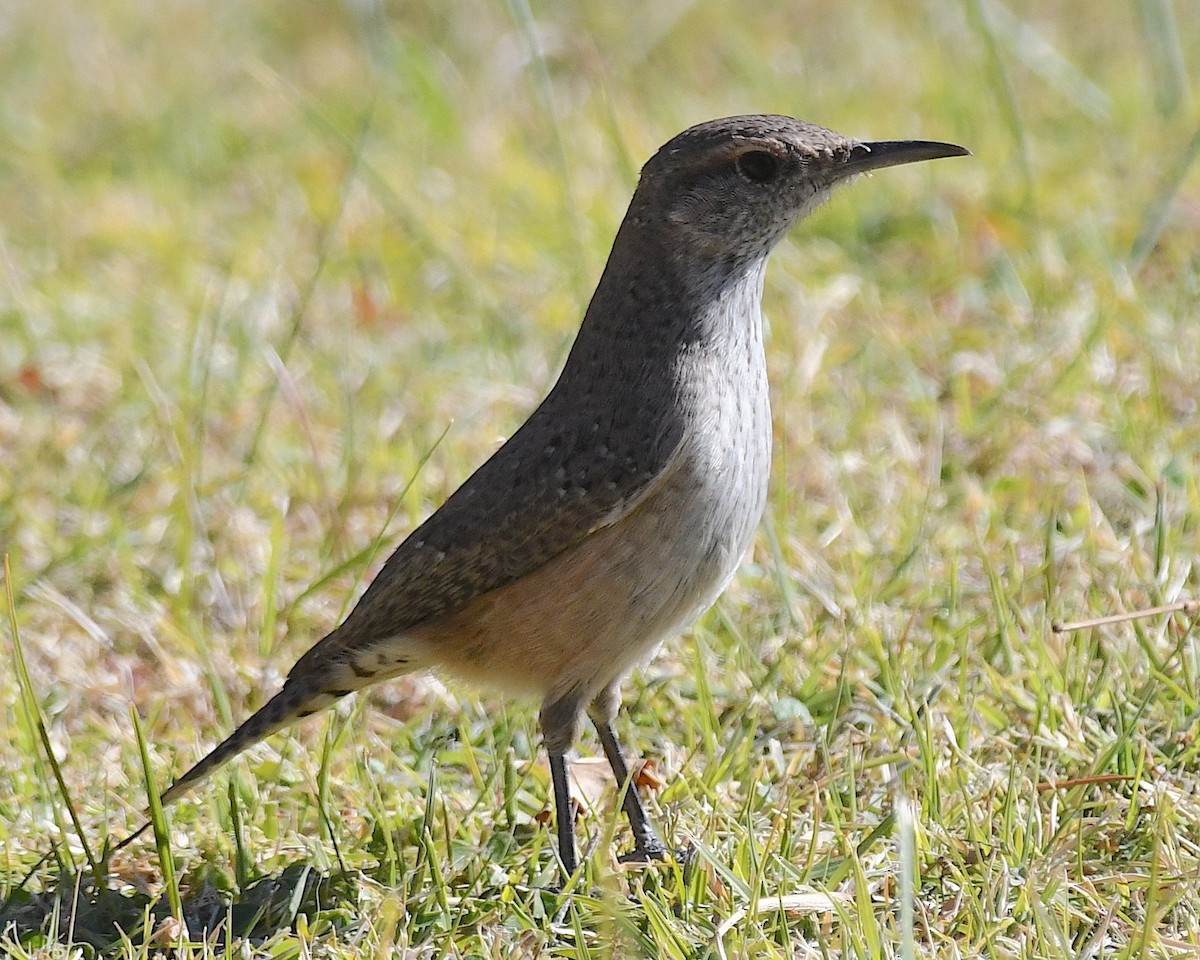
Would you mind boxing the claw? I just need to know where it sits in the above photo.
[618,835,689,866]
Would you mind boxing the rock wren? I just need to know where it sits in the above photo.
[118,115,967,876]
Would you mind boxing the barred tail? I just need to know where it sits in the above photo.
[158,678,342,807]
[113,671,352,853]
[112,635,417,854]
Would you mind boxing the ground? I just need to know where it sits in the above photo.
[1,1,1199,957]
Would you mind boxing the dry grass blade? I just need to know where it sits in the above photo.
[1052,599,1199,633]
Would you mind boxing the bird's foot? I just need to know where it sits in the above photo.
[617,839,667,865]
[618,835,695,867]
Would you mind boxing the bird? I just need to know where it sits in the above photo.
[115,115,968,877]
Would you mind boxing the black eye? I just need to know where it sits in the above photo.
[736,150,781,184]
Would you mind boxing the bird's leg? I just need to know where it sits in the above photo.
[594,721,668,862]
[540,695,584,878]
[588,688,667,863]
[548,751,578,877]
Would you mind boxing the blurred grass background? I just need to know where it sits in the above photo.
[1,0,1199,956]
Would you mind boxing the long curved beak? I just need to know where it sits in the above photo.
[840,139,971,178]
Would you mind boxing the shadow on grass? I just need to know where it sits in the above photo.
[1,857,360,953]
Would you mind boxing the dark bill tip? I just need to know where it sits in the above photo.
[841,139,971,177]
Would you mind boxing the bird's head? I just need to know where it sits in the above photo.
[632,114,969,268]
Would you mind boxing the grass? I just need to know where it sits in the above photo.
[1,0,1199,956]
